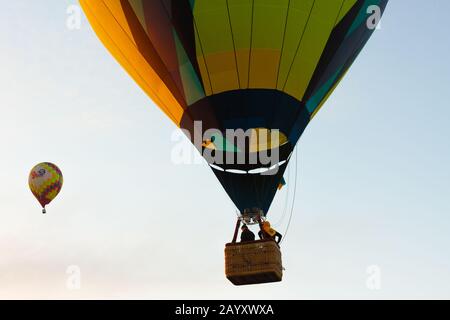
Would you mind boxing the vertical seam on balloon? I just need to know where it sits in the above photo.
[334,0,347,27]
[275,0,291,90]
[302,0,345,106]
[157,0,210,103]
[191,13,214,95]
[86,1,179,123]
[271,0,292,134]
[247,0,255,88]
[281,0,316,92]
[310,3,372,119]
[122,0,190,109]
[157,0,197,103]
[301,0,353,103]
[226,0,241,89]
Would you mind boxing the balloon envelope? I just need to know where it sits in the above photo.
[81,0,388,215]
[28,162,63,209]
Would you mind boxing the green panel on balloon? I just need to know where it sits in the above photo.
[173,30,205,104]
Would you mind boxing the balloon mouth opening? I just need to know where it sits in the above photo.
[204,136,294,174]
[239,208,266,225]
[209,159,288,176]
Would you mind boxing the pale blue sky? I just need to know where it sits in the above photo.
[1,1,450,299]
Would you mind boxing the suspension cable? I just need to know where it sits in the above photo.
[280,147,298,244]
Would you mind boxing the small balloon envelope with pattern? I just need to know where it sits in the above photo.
[28,162,63,213]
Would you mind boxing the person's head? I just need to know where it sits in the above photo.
[241,225,249,231]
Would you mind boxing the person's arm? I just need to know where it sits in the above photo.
[257,218,269,240]
[275,232,282,244]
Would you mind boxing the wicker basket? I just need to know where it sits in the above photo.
[225,240,283,286]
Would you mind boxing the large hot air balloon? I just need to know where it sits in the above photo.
[28,162,63,214]
[80,0,388,284]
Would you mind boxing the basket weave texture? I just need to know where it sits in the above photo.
[225,240,283,285]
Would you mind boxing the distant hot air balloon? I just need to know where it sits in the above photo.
[28,162,63,214]
[80,0,388,284]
